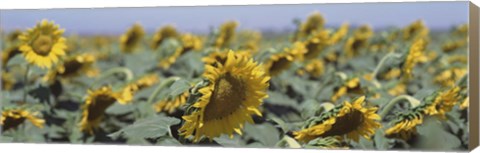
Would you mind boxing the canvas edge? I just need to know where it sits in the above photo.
[469,1,480,151]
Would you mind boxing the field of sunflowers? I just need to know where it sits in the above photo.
[0,12,470,151]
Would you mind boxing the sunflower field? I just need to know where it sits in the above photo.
[0,12,470,151]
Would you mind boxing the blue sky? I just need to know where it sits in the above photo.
[0,1,469,35]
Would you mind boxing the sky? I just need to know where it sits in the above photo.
[0,1,469,35]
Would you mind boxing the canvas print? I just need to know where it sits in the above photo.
[0,1,474,151]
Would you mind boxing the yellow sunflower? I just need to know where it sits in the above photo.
[303,30,331,60]
[385,113,423,140]
[403,20,429,41]
[180,33,203,53]
[331,78,363,102]
[154,91,189,114]
[118,74,159,104]
[179,50,270,142]
[79,86,125,134]
[213,21,238,48]
[442,39,467,53]
[6,30,23,42]
[293,12,325,41]
[1,108,45,132]
[158,46,183,69]
[294,96,381,143]
[202,49,252,66]
[264,42,306,77]
[296,59,325,78]
[423,86,462,119]
[387,83,407,96]
[18,19,67,69]
[151,25,179,50]
[402,38,427,79]
[434,67,467,87]
[329,22,349,44]
[238,30,262,53]
[120,23,145,53]
[43,53,98,83]
[459,97,469,110]
[380,68,402,80]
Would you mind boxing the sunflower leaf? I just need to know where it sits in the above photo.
[167,79,190,98]
[108,115,180,139]
[214,135,246,147]
[243,123,281,147]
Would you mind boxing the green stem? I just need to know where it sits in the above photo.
[90,67,133,89]
[23,65,30,102]
[371,53,402,88]
[379,95,421,118]
[146,77,181,104]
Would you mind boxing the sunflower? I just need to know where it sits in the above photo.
[344,37,368,58]
[385,112,423,140]
[387,83,407,96]
[43,53,98,83]
[329,22,349,44]
[18,19,67,69]
[380,68,401,80]
[1,108,45,132]
[6,30,23,42]
[447,55,468,64]
[402,38,427,79]
[293,96,381,143]
[459,97,469,110]
[296,59,325,78]
[264,42,306,77]
[179,50,270,142]
[2,71,16,91]
[423,86,462,119]
[238,30,262,53]
[303,30,331,60]
[154,91,189,114]
[434,67,467,87]
[118,74,159,104]
[79,86,125,134]
[202,49,252,66]
[442,39,467,52]
[293,12,325,41]
[151,25,179,50]
[403,20,429,41]
[331,78,363,102]
[213,21,238,48]
[120,23,145,53]
[2,46,21,68]
[180,33,203,53]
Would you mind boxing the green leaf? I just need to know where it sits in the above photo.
[168,79,190,98]
[244,123,280,147]
[28,84,51,104]
[414,117,462,150]
[374,130,393,150]
[108,115,180,139]
[214,135,246,147]
[105,102,135,115]
[265,91,299,109]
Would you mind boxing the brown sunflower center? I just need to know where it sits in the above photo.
[2,115,26,132]
[305,42,321,58]
[59,60,83,76]
[351,39,364,53]
[320,109,364,137]
[32,35,54,56]
[269,57,291,74]
[87,94,116,121]
[204,73,246,121]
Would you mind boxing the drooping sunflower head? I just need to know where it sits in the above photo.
[151,25,179,50]
[157,39,184,69]
[387,82,407,96]
[181,33,203,53]
[6,30,23,42]
[154,91,190,114]
[296,59,325,78]
[43,53,98,83]
[264,42,306,77]
[80,86,122,134]
[1,108,45,132]
[18,19,67,69]
[385,111,424,140]
[353,25,373,40]
[344,37,367,58]
[179,50,270,142]
[213,21,238,48]
[118,74,159,104]
[294,96,381,143]
[331,77,363,102]
[403,20,429,41]
[442,39,467,53]
[423,86,462,119]
[2,46,22,68]
[120,23,145,53]
[238,30,262,53]
[329,22,350,44]
[296,12,326,40]
[402,38,427,79]
[434,67,467,87]
[303,29,331,60]
[380,68,402,81]
[202,49,252,67]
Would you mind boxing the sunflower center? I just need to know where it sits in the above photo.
[204,73,246,121]
[60,60,83,76]
[2,115,26,132]
[305,42,321,58]
[351,39,364,52]
[87,94,116,121]
[32,35,54,56]
[321,109,364,137]
[269,57,291,73]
